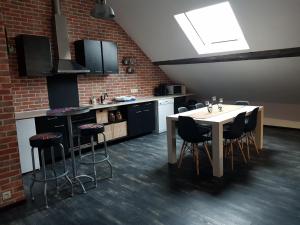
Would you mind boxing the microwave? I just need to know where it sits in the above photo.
[166,85,186,95]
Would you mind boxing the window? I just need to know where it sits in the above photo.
[174,2,249,55]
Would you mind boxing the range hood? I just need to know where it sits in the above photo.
[53,0,90,74]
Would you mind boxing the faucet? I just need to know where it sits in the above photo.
[100,93,108,104]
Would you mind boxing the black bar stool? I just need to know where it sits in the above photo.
[78,124,113,187]
[29,132,73,208]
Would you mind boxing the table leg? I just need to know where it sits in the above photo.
[254,107,264,150]
[67,116,77,177]
[167,117,177,164]
[212,123,223,177]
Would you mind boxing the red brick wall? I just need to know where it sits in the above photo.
[0,17,25,208]
[1,0,171,112]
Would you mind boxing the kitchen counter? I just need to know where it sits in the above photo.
[15,94,194,120]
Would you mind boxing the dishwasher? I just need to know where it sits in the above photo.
[155,98,174,133]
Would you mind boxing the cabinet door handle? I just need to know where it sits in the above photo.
[143,109,150,112]
[54,125,65,128]
[47,117,58,120]
[136,111,142,114]
[144,103,152,106]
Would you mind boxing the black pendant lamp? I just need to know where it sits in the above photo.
[91,0,115,20]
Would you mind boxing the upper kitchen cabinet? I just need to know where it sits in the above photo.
[75,40,103,74]
[15,35,52,76]
[101,41,119,74]
[74,40,119,75]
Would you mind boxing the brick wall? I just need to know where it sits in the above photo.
[0,17,25,208]
[1,0,171,112]
[0,0,171,207]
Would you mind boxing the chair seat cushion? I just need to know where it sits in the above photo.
[30,132,63,148]
[78,123,104,136]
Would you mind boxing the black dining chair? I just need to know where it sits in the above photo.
[244,107,260,159]
[178,107,188,113]
[235,101,250,105]
[223,112,247,170]
[195,103,205,109]
[177,116,212,175]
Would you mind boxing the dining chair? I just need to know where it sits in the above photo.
[235,101,250,105]
[195,103,205,109]
[223,112,247,170]
[178,107,188,113]
[244,107,260,159]
[177,116,212,175]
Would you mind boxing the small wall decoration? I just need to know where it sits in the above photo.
[122,57,136,74]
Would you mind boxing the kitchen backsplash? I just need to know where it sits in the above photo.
[1,0,171,112]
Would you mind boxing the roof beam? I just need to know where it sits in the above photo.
[153,47,300,65]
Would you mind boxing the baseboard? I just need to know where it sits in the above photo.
[264,118,300,129]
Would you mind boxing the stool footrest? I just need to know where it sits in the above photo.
[32,171,69,182]
[80,152,110,165]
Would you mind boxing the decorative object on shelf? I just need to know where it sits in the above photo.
[108,111,116,123]
[115,111,123,122]
[122,57,136,74]
[91,0,115,20]
[126,66,135,74]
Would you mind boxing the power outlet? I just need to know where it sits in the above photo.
[2,191,12,200]
[130,88,138,94]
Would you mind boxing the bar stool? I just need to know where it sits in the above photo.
[77,123,113,187]
[29,132,73,208]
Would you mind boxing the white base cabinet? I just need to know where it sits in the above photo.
[16,118,40,174]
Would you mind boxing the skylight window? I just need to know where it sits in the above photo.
[174,2,249,55]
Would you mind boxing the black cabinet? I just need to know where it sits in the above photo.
[35,110,96,164]
[75,40,103,73]
[102,41,119,74]
[75,40,118,75]
[127,102,155,137]
[174,96,186,114]
[35,116,69,163]
[15,35,52,76]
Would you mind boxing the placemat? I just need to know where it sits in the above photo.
[191,105,244,120]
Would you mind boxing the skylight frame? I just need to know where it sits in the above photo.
[174,1,249,55]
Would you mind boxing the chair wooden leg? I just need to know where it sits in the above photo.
[230,141,234,171]
[177,141,187,168]
[250,132,259,155]
[246,135,250,160]
[237,139,247,164]
[203,143,213,168]
[224,141,228,158]
[194,144,200,175]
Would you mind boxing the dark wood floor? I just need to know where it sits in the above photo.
[1,127,300,225]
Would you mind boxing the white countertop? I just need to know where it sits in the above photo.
[15,94,194,120]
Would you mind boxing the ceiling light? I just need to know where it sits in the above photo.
[91,0,115,20]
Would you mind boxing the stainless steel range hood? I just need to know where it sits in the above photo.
[53,0,90,74]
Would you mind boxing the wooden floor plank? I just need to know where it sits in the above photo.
[1,127,300,225]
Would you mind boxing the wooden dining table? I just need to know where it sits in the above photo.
[166,104,264,177]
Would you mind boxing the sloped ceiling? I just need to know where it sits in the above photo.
[110,0,300,104]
